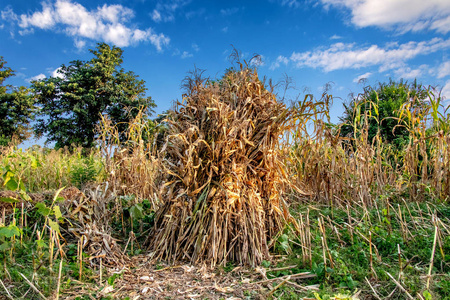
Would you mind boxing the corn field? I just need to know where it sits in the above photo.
[0,65,449,299]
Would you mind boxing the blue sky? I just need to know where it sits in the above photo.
[1,0,450,128]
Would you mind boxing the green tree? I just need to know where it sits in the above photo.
[339,80,429,149]
[0,57,34,146]
[32,43,156,149]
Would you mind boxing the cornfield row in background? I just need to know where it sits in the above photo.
[288,87,450,206]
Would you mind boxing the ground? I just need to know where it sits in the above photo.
[61,255,322,300]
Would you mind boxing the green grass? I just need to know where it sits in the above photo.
[266,201,450,299]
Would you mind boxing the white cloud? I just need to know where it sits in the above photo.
[51,67,65,78]
[393,65,429,79]
[2,0,169,50]
[192,43,200,52]
[430,15,450,34]
[1,7,18,23]
[19,3,55,29]
[288,38,450,72]
[270,55,289,70]
[181,51,193,59]
[277,0,301,9]
[15,72,26,79]
[250,55,265,67]
[74,38,86,49]
[222,26,228,33]
[146,31,170,51]
[320,0,450,34]
[151,9,162,22]
[442,80,450,102]
[97,4,133,23]
[330,34,342,40]
[353,72,372,83]
[150,0,191,23]
[27,73,46,82]
[18,28,34,35]
[437,61,450,78]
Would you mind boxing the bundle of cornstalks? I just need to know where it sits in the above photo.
[61,185,129,267]
[147,66,293,266]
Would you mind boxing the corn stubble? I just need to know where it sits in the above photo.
[147,66,293,266]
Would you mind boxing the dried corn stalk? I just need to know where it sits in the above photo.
[62,184,129,267]
[147,66,293,266]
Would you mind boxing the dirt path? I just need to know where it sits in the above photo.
[62,255,317,299]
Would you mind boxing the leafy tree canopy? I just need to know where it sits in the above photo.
[0,57,34,146]
[339,79,429,149]
[32,43,156,149]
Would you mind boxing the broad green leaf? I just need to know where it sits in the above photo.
[48,219,60,234]
[2,170,13,183]
[261,260,271,268]
[36,239,48,249]
[0,228,13,238]
[19,181,26,191]
[30,156,38,168]
[280,241,290,252]
[0,225,20,238]
[280,234,288,242]
[129,203,144,220]
[35,202,51,216]
[19,190,32,201]
[423,290,432,300]
[53,206,63,220]
[0,241,11,251]
[11,225,21,236]
[0,197,20,203]
[5,178,18,191]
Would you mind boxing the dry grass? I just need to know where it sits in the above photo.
[98,111,162,206]
[288,87,450,207]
